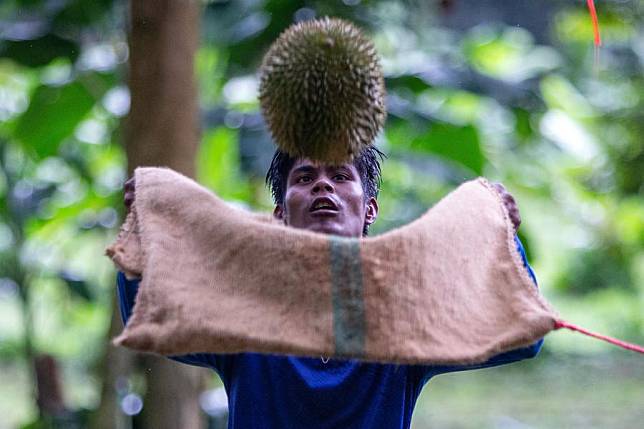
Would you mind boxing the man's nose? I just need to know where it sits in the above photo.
[312,177,334,193]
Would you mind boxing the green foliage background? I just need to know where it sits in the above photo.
[0,0,642,427]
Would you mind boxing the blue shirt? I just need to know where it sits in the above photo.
[117,236,542,428]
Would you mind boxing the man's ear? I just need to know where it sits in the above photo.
[273,204,285,222]
[364,197,378,226]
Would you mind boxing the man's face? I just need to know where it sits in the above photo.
[273,159,378,237]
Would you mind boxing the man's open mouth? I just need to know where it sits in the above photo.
[309,197,339,212]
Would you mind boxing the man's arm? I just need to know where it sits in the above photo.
[415,184,542,382]
[417,235,543,382]
[116,272,232,373]
[119,178,234,373]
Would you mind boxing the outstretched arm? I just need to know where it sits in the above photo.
[116,272,232,373]
[418,184,543,382]
[421,236,542,378]
[117,178,232,374]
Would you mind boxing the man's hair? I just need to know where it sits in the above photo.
[265,146,386,235]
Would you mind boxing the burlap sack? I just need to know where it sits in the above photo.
[106,167,558,365]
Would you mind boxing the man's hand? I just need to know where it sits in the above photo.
[492,182,521,232]
[124,177,135,213]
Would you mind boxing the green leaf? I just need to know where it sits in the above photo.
[517,230,533,262]
[555,8,635,45]
[411,123,485,175]
[540,74,594,118]
[196,126,252,201]
[60,272,94,301]
[13,75,110,159]
[513,107,534,142]
[386,75,432,94]
[196,46,227,107]
[53,0,113,27]
[0,34,79,67]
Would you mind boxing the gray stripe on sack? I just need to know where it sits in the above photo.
[329,236,365,358]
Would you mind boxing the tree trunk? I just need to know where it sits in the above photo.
[126,0,201,175]
[94,1,207,428]
[128,1,207,428]
[92,299,134,429]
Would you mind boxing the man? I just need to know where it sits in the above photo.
[118,146,542,428]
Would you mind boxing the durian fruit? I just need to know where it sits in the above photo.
[259,17,386,164]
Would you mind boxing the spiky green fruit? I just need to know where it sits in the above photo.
[259,17,386,164]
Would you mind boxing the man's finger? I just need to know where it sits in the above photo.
[124,177,135,192]
[124,193,135,209]
[492,182,506,194]
[124,177,135,211]
[492,182,521,232]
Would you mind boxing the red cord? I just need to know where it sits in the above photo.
[586,0,602,47]
[554,319,644,354]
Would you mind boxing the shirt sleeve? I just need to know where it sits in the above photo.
[415,235,544,384]
[115,272,234,377]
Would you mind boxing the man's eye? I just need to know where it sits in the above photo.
[297,176,312,183]
[333,174,348,181]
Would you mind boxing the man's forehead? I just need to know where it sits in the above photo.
[290,158,357,173]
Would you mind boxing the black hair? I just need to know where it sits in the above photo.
[265,146,386,235]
